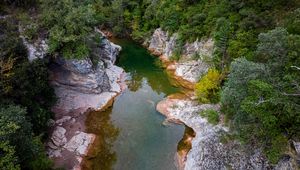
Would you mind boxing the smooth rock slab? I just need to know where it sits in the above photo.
[64,131,95,156]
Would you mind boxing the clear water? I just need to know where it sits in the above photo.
[85,39,184,170]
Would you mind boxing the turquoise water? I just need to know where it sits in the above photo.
[85,40,184,170]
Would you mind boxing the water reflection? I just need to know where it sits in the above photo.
[83,39,185,170]
[83,108,119,170]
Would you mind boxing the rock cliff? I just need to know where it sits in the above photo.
[22,32,125,170]
[157,97,298,170]
[147,28,214,87]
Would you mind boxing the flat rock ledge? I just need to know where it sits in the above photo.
[156,97,298,170]
[47,65,126,170]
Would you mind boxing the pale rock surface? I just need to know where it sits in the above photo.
[51,126,67,147]
[157,98,298,170]
[21,32,125,169]
[64,132,95,156]
[148,28,214,83]
[174,60,210,83]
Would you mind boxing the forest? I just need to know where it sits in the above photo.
[1,0,300,169]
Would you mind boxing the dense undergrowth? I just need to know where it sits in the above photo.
[1,0,300,169]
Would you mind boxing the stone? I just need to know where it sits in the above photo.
[47,149,62,158]
[293,141,300,156]
[157,98,297,170]
[56,116,72,125]
[64,131,95,156]
[174,60,210,83]
[51,126,67,147]
[148,28,169,56]
[148,28,214,84]
[48,141,58,150]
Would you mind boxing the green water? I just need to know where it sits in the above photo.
[85,39,185,170]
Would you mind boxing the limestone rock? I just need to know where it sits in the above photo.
[182,38,214,59]
[56,116,72,125]
[293,141,300,156]
[174,60,210,83]
[64,132,95,156]
[148,28,214,84]
[51,126,67,147]
[157,98,297,170]
[148,28,169,56]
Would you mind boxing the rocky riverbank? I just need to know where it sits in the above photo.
[149,28,299,170]
[157,96,299,170]
[145,28,213,89]
[22,32,126,169]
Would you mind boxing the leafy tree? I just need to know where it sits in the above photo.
[285,8,300,35]
[195,68,222,103]
[221,58,268,118]
[39,0,98,59]
[0,105,52,169]
[213,17,233,70]
[11,59,55,134]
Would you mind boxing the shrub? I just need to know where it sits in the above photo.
[200,109,219,125]
[195,68,222,103]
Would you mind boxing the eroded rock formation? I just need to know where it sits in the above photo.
[22,32,125,169]
[147,28,214,88]
[157,97,298,170]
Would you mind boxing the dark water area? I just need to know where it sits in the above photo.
[85,39,185,170]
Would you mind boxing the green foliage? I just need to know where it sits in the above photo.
[285,8,300,35]
[227,30,257,60]
[39,0,98,59]
[0,105,52,169]
[213,17,233,70]
[222,28,300,163]
[221,58,267,118]
[11,59,55,134]
[0,142,20,170]
[200,109,219,125]
[195,68,222,104]
[0,14,55,169]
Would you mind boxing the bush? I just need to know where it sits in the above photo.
[195,68,222,103]
[200,109,219,125]
[39,0,98,59]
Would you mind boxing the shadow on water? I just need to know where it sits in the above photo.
[84,39,186,170]
[83,107,119,170]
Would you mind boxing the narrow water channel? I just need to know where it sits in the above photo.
[84,39,185,170]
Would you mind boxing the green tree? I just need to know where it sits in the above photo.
[213,17,233,70]
[40,0,97,59]
[221,58,268,118]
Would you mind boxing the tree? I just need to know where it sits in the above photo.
[0,105,53,169]
[39,0,97,59]
[195,68,222,103]
[213,17,233,70]
[221,58,268,117]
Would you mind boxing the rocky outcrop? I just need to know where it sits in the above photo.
[47,35,125,169]
[18,25,48,61]
[147,28,214,87]
[157,97,299,170]
[22,31,125,169]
